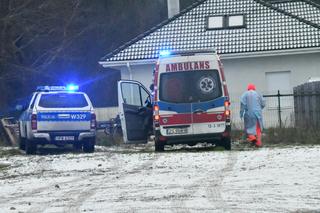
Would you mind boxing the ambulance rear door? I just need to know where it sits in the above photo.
[118,80,152,144]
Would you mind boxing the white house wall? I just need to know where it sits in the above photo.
[222,52,320,128]
[222,52,320,97]
[119,64,154,91]
[112,52,320,127]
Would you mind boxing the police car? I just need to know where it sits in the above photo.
[17,85,96,154]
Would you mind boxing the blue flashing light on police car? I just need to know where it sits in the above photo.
[36,85,79,92]
[66,84,79,91]
[159,50,171,57]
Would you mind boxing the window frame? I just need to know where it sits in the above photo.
[206,14,246,30]
[227,14,246,29]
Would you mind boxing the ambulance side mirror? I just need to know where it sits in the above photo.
[149,83,154,91]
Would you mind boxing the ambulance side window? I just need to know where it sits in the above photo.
[121,83,141,106]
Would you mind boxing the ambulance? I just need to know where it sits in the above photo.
[117,49,231,151]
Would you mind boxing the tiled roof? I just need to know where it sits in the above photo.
[272,0,320,26]
[100,0,320,63]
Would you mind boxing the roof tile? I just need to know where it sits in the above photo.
[101,0,320,63]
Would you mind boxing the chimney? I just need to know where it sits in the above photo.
[167,0,180,18]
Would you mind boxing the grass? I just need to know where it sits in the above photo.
[95,131,118,146]
[0,148,22,158]
[232,126,320,145]
[263,127,320,145]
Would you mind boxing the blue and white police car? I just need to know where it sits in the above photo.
[17,85,96,154]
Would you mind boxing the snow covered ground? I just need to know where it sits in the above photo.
[0,144,320,213]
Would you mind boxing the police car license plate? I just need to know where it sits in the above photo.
[55,136,75,141]
[166,128,188,135]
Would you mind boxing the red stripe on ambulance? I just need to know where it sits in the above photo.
[159,112,225,125]
[193,112,225,123]
[159,114,192,125]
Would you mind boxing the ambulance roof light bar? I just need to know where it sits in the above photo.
[159,49,216,58]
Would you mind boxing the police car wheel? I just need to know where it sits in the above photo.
[73,142,83,151]
[83,139,95,153]
[25,140,37,155]
[19,138,26,150]
[18,132,26,150]
[155,140,164,152]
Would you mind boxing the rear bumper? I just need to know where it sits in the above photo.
[31,131,96,143]
[155,125,231,145]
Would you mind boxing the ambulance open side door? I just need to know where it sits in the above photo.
[117,80,152,144]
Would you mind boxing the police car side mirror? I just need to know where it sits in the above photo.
[15,105,23,111]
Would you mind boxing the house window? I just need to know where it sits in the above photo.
[228,15,245,28]
[207,14,246,30]
[207,16,224,29]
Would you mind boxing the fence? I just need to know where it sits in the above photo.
[230,91,295,129]
[294,81,320,129]
[230,85,320,129]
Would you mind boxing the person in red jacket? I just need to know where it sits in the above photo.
[240,83,265,147]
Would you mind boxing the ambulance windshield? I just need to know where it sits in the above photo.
[159,70,222,103]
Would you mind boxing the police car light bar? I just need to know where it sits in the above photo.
[66,84,79,91]
[36,85,79,92]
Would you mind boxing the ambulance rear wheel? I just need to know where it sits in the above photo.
[25,139,37,155]
[155,140,164,152]
[221,137,231,151]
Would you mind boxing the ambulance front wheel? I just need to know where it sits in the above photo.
[154,139,165,152]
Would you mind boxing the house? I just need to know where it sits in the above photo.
[99,0,320,127]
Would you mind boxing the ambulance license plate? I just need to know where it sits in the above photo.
[166,128,188,135]
[55,136,75,141]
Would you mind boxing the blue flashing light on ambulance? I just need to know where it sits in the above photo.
[117,49,231,151]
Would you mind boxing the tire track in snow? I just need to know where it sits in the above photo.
[24,151,117,213]
[64,153,160,213]
[206,151,240,212]
[170,151,239,213]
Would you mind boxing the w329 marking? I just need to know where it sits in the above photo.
[70,114,87,119]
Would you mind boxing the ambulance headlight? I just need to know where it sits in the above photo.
[159,50,170,57]
[66,84,79,91]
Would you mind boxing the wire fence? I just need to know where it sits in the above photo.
[230,91,295,129]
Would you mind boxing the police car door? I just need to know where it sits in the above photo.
[118,80,152,144]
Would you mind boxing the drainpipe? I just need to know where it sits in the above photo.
[126,62,133,80]
[126,62,134,101]
[167,0,180,18]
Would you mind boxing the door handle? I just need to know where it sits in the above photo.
[193,109,205,114]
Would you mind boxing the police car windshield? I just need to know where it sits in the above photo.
[38,93,88,108]
[159,70,222,103]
